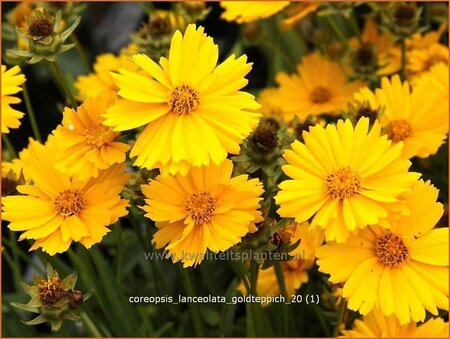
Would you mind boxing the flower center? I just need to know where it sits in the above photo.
[54,189,85,217]
[29,18,53,37]
[326,166,361,199]
[375,232,409,267]
[310,86,332,104]
[169,84,200,115]
[84,124,115,148]
[386,119,412,143]
[185,192,216,225]
[37,276,66,305]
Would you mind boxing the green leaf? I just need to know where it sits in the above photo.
[62,271,77,290]
[22,314,47,326]
[10,302,40,314]
[60,16,81,42]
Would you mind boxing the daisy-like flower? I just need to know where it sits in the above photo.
[355,75,448,158]
[273,52,365,121]
[75,50,139,100]
[348,18,401,76]
[239,222,324,299]
[414,63,448,106]
[52,91,130,180]
[220,1,289,23]
[275,118,420,243]
[141,159,263,267]
[316,180,448,324]
[103,24,260,175]
[2,137,130,255]
[407,43,448,78]
[340,309,448,338]
[1,65,26,133]
[258,87,283,120]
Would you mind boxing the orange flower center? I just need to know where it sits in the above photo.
[310,86,332,104]
[54,189,85,216]
[37,276,66,305]
[375,232,409,267]
[386,119,412,143]
[326,167,361,199]
[84,124,115,148]
[185,192,216,225]
[169,84,200,115]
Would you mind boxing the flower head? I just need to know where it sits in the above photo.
[340,309,448,338]
[355,75,448,158]
[75,50,139,100]
[1,65,26,133]
[10,8,80,64]
[11,264,92,332]
[221,1,289,23]
[273,53,365,121]
[141,159,263,267]
[316,180,448,324]
[275,118,420,242]
[103,24,260,175]
[2,137,130,255]
[52,91,130,180]
[407,43,448,78]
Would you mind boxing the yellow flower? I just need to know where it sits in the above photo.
[406,24,447,51]
[414,62,448,107]
[348,18,401,76]
[52,91,130,180]
[275,118,420,243]
[407,43,448,78]
[220,1,289,23]
[141,159,263,267]
[240,223,324,299]
[75,52,138,100]
[258,87,283,119]
[273,52,365,121]
[2,137,130,255]
[8,2,34,28]
[1,137,42,183]
[340,309,448,338]
[317,180,448,325]
[1,65,26,133]
[280,2,320,30]
[103,24,260,175]
[355,75,448,158]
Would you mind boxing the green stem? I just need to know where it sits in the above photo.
[2,134,17,158]
[333,299,346,337]
[80,311,103,337]
[350,13,362,44]
[116,223,123,288]
[234,261,251,293]
[2,238,45,274]
[274,261,289,336]
[50,61,77,108]
[326,15,347,44]
[71,34,91,71]
[2,246,22,291]
[22,84,42,142]
[178,266,204,337]
[129,209,163,296]
[400,38,406,81]
[312,303,330,337]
